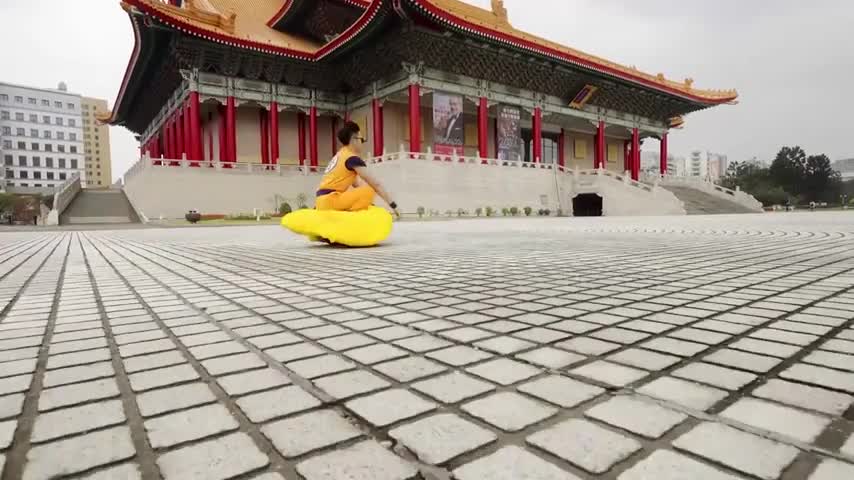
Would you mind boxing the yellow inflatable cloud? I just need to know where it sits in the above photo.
[281,206,393,247]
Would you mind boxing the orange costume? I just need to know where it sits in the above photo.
[314,146,376,211]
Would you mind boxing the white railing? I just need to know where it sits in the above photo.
[122,153,320,184]
[644,173,764,212]
[46,172,81,226]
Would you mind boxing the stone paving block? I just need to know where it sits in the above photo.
[287,354,356,379]
[412,371,495,403]
[591,327,651,345]
[118,339,176,358]
[731,338,800,359]
[586,395,687,439]
[373,356,448,383]
[296,440,418,480]
[426,345,493,366]
[77,463,142,480]
[750,328,818,346]
[249,331,302,349]
[674,422,799,480]
[232,324,283,339]
[145,403,239,449]
[515,347,585,369]
[753,379,853,416]
[821,338,854,355]
[453,445,580,480]
[201,352,266,376]
[23,426,135,480]
[721,397,831,443]
[113,330,167,346]
[517,375,604,408]
[265,343,325,363]
[344,344,409,365]
[668,327,731,345]
[843,434,854,456]
[637,376,728,411]
[474,335,536,355]
[122,350,186,373]
[809,459,854,480]
[803,350,854,372]
[263,409,362,458]
[618,449,742,480]
[570,361,648,388]
[346,389,436,427]
[366,325,419,341]
[0,375,33,396]
[0,347,40,364]
[0,393,25,420]
[390,413,496,465]
[780,363,854,394]
[189,340,248,360]
[463,391,557,432]
[179,331,232,347]
[466,358,541,386]
[643,337,709,356]
[513,327,571,344]
[136,382,217,417]
[0,419,15,450]
[38,378,119,411]
[556,337,620,355]
[31,399,126,443]
[607,348,681,371]
[46,349,110,370]
[236,385,321,423]
[704,348,782,373]
[156,432,269,480]
[128,364,199,392]
[170,323,220,337]
[314,370,390,400]
[217,368,291,396]
[439,326,495,343]
[672,362,757,390]
[527,418,642,474]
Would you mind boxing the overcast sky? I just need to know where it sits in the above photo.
[1,0,851,181]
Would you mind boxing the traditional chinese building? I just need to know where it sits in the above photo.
[104,0,750,219]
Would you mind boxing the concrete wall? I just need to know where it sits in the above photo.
[123,159,684,219]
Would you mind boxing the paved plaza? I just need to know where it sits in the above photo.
[1,213,854,480]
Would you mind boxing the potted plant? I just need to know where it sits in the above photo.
[475,207,483,217]
[417,206,425,218]
[524,207,533,216]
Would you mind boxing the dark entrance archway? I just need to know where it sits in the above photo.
[573,194,603,217]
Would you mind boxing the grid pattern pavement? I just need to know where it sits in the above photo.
[1,213,854,479]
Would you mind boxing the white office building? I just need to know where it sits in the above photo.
[1,81,86,193]
[833,158,854,181]
[687,150,728,180]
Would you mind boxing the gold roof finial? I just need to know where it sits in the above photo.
[491,0,508,23]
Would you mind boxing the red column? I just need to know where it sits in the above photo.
[164,120,171,159]
[217,105,226,163]
[660,132,668,175]
[207,114,213,162]
[183,102,192,160]
[596,121,606,169]
[478,97,488,162]
[558,128,565,169]
[297,112,306,167]
[270,102,279,164]
[309,106,318,170]
[332,116,339,154]
[408,84,420,153]
[176,109,184,159]
[344,110,351,122]
[631,128,640,180]
[259,109,269,165]
[226,96,236,163]
[532,107,542,163]
[372,98,383,156]
[189,91,202,161]
[623,140,630,173]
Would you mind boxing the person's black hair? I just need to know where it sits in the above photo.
[337,121,360,146]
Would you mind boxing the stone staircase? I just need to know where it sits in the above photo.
[662,185,759,215]
[60,189,141,225]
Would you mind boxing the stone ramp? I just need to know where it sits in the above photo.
[662,185,759,215]
[60,189,140,225]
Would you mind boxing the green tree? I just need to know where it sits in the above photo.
[769,146,807,197]
[802,154,841,202]
[0,193,14,216]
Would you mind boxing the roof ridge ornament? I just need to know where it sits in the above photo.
[491,0,509,24]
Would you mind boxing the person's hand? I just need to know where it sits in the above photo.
[389,202,401,220]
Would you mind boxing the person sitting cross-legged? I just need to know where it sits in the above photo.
[314,121,400,217]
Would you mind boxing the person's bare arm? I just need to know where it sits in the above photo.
[353,166,399,217]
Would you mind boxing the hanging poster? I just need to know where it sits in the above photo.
[433,92,465,155]
[497,105,522,161]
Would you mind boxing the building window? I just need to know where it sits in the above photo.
[29,114,37,122]
[0,111,8,120]
[59,173,66,180]
[34,171,41,180]
[67,103,75,110]
[32,157,40,167]
[15,113,24,121]
[41,99,50,106]
[16,128,24,136]
[4,170,11,180]
[54,101,62,108]
[31,129,38,137]
[44,144,52,152]
[19,170,28,179]
[47,172,54,180]
[28,98,36,105]
[2,141,10,149]
[70,159,78,169]
[68,119,76,127]
[70,146,77,153]
[69,133,76,141]
[3,155,12,166]
[2,127,9,135]
[59,158,66,168]
[0,94,8,101]
[31,143,39,151]
[18,156,26,166]
[58,145,65,153]
[17,142,26,150]
[44,131,51,139]
[15,96,23,103]
[46,157,53,168]
[56,117,63,126]
[43,116,50,124]
[57,132,65,140]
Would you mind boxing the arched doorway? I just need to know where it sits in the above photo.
[573,194,603,217]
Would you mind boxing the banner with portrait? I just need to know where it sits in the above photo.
[497,105,522,162]
[432,92,465,155]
